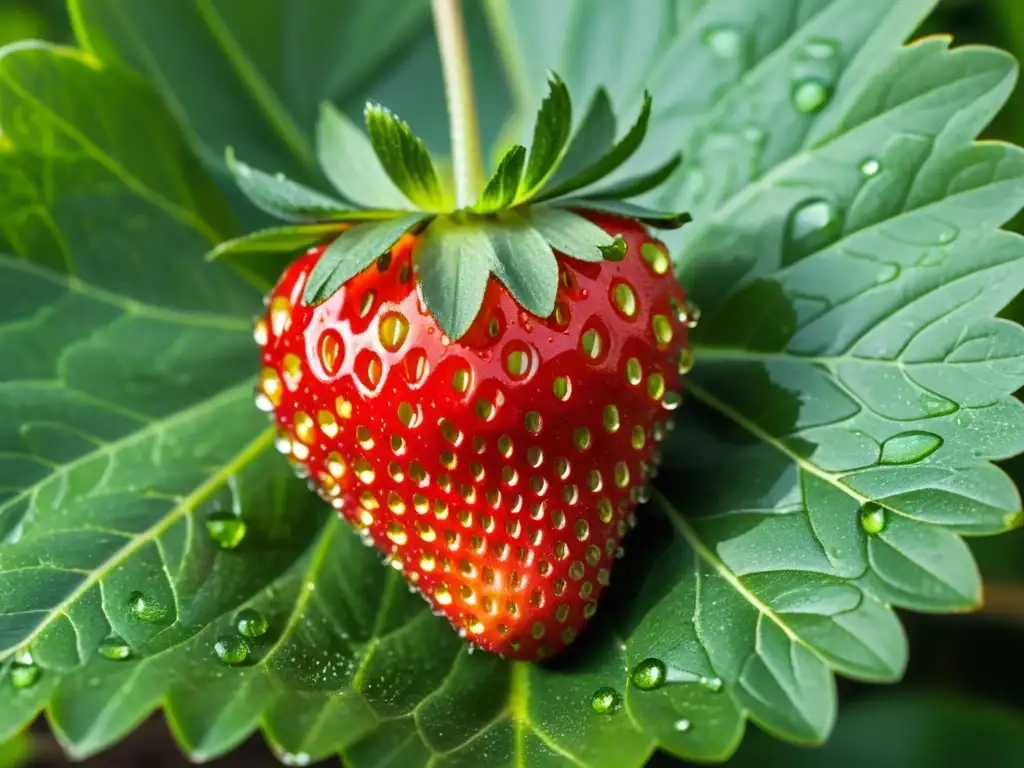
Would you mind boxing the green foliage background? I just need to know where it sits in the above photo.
[1,0,1023,766]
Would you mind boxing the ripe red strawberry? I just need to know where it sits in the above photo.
[254,214,691,659]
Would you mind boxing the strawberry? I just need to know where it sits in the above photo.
[253,213,691,659]
[215,73,694,659]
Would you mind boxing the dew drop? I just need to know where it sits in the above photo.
[880,431,943,465]
[236,609,269,638]
[206,511,247,550]
[859,502,887,535]
[785,198,843,261]
[791,78,832,114]
[860,158,881,177]
[590,687,623,714]
[702,25,744,59]
[682,301,701,329]
[214,635,250,666]
[128,591,167,623]
[674,718,692,732]
[919,392,958,418]
[10,661,41,689]
[955,410,975,428]
[701,675,724,693]
[98,635,132,661]
[631,658,667,690]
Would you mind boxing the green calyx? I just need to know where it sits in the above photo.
[208,73,690,340]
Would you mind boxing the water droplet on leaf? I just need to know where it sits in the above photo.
[880,431,943,465]
[10,662,40,689]
[918,393,958,418]
[700,675,724,692]
[98,635,132,661]
[590,687,623,714]
[631,658,668,690]
[674,718,692,732]
[128,591,167,623]
[214,635,250,666]
[860,159,881,177]
[236,609,269,638]
[860,503,887,535]
[702,25,744,59]
[791,78,832,114]
[785,199,843,262]
[206,511,247,550]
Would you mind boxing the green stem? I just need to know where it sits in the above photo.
[430,0,485,208]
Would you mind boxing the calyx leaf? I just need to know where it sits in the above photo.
[364,103,446,210]
[219,71,688,338]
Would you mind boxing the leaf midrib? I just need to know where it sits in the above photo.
[0,50,227,245]
[0,392,270,657]
[194,0,317,173]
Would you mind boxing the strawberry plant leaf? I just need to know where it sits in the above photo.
[525,207,620,263]
[364,104,445,210]
[536,92,653,202]
[582,154,683,202]
[205,223,349,262]
[316,102,415,211]
[70,0,432,188]
[476,144,527,212]
[0,731,29,768]
[545,87,617,190]
[515,73,573,202]
[302,214,427,306]
[225,148,354,221]
[558,200,692,229]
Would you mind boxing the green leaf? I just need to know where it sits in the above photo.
[205,223,348,262]
[225,147,352,221]
[515,72,572,201]
[558,199,691,229]
[483,213,559,318]
[537,91,653,201]
[363,104,444,210]
[71,0,431,184]
[414,218,495,340]
[727,693,1024,767]
[0,41,232,245]
[475,144,527,212]
[545,87,616,189]
[525,207,619,262]
[303,214,427,305]
[0,731,30,768]
[316,102,415,210]
[582,153,682,201]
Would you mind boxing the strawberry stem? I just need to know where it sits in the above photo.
[430,0,485,208]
